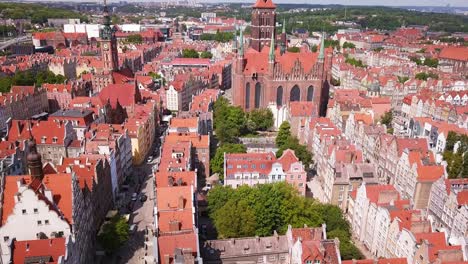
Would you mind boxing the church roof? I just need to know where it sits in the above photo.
[243,46,318,75]
[253,0,276,8]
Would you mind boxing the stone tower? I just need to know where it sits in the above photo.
[99,0,119,73]
[251,0,276,52]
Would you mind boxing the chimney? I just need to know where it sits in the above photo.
[169,220,181,232]
[178,196,185,209]
[168,176,174,186]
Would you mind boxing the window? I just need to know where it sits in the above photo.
[260,164,266,169]
[22,209,26,215]
[299,183,303,187]
[228,165,233,169]
[33,208,38,214]
[306,261,313,264]
[252,164,256,169]
[298,175,302,179]
[340,186,345,191]
[37,221,42,225]
[3,236,9,242]
[45,220,49,225]
[290,175,294,179]
[314,260,321,264]
[272,175,276,180]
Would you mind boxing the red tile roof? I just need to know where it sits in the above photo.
[2,174,73,225]
[13,238,66,264]
[253,0,276,8]
[365,185,399,205]
[158,210,193,233]
[457,190,468,205]
[156,186,193,211]
[277,149,300,172]
[158,233,198,264]
[439,47,468,62]
[155,171,197,188]
[98,83,138,108]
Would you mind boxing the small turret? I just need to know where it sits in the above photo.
[27,123,44,182]
[238,28,244,58]
[269,30,275,62]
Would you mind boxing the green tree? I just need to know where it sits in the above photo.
[97,216,130,254]
[342,42,356,49]
[207,182,363,260]
[445,131,459,152]
[345,57,366,68]
[410,56,423,65]
[415,72,438,81]
[449,154,463,179]
[380,110,393,134]
[126,34,143,44]
[200,51,213,59]
[247,108,274,132]
[287,47,300,53]
[277,136,313,168]
[424,57,439,68]
[213,199,256,238]
[397,76,409,84]
[461,153,468,178]
[276,121,292,148]
[182,48,199,58]
[311,45,318,52]
[211,143,247,177]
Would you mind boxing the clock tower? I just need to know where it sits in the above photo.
[99,0,118,73]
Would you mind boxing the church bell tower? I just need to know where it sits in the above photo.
[251,0,277,52]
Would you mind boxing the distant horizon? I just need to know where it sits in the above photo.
[2,0,468,8]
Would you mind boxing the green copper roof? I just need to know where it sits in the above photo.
[239,28,244,56]
[318,32,325,60]
[282,18,286,34]
[269,30,275,62]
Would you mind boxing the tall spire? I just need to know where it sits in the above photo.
[269,30,275,62]
[233,18,238,52]
[101,0,112,39]
[27,121,44,182]
[318,32,325,61]
[239,28,244,57]
[282,18,286,34]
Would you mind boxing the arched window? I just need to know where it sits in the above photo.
[290,85,300,102]
[245,83,250,109]
[276,86,283,106]
[307,86,314,101]
[255,82,262,108]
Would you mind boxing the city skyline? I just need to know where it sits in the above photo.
[8,0,468,8]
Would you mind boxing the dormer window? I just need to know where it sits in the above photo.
[52,137,58,144]
[41,137,46,144]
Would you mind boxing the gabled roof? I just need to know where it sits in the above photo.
[2,174,73,225]
[13,238,66,264]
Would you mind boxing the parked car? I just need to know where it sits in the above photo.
[140,194,148,202]
[131,193,138,201]
[147,156,153,163]
[129,224,137,234]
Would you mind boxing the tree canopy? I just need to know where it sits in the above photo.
[443,132,468,179]
[207,182,363,260]
[287,47,301,53]
[200,51,213,59]
[126,34,143,44]
[342,42,356,49]
[415,72,439,81]
[97,215,130,254]
[200,31,235,43]
[182,48,199,58]
[0,70,65,93]
[213,98,274,144]
[380,110,393,134]
[276,121,313,168]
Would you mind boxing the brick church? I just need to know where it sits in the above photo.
[232,0,332,116]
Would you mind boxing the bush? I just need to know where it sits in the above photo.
[182,48,199,58]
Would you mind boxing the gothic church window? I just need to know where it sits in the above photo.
[290,85,301,102]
